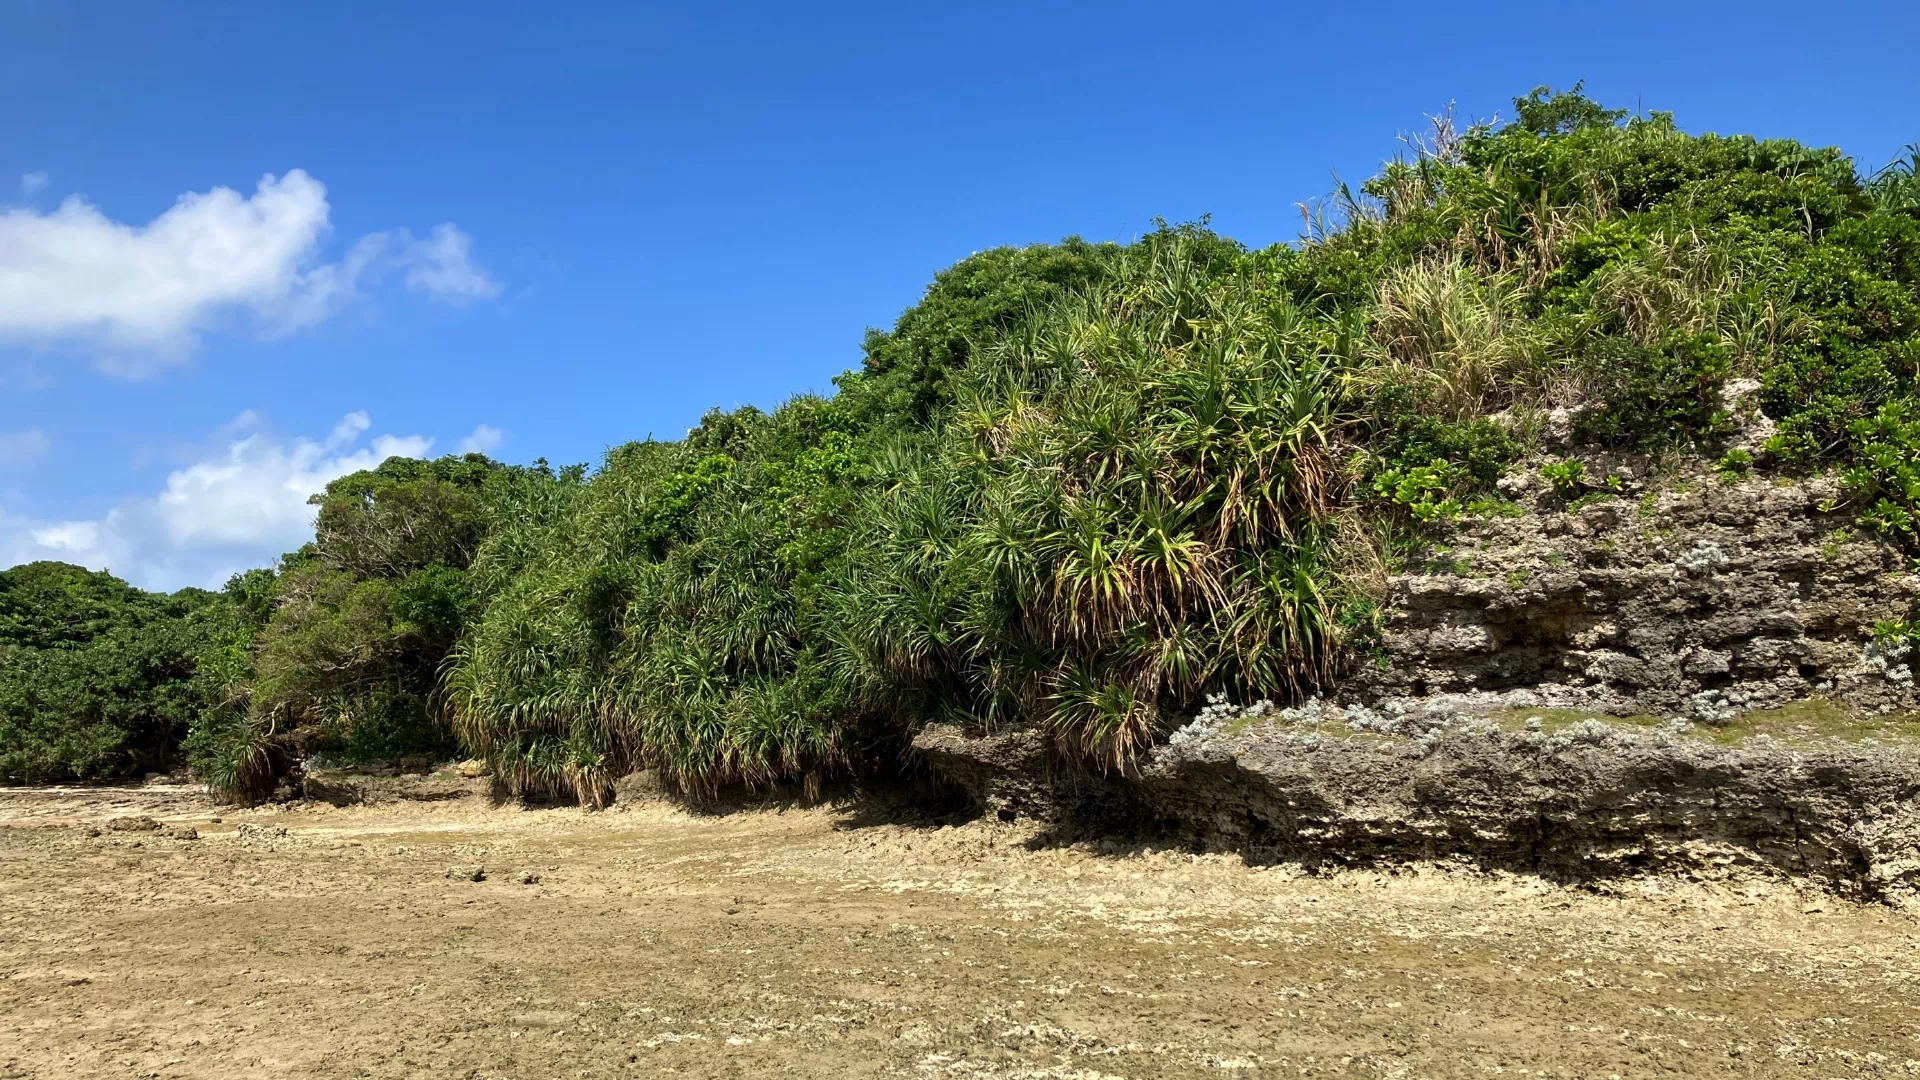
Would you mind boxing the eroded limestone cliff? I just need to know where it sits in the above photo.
[915,468,1920,897]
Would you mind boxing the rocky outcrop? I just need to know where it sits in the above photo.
[915,713,1920,897]
[913,724,1132,824]
[1145,703,1920,897]
[293,768,486,806]
[912,468,1920,896]
[1358,471,1920,721]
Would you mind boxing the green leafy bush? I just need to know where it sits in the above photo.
[1573,332,1733,450]
[1371,460,1463,522]
[247,454,527,767]
[1844,399,1920,538]
[1540,460,1587,499]
[0,563,238,784]
[842,230,1345,767]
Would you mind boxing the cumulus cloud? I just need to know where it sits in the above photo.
[0,170,498,373]
[456,423,505,455]
[0,429,50,469]
[18,172,48,196]
[0,412,437,589]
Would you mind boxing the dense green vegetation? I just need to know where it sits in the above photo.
[0,456,535,792]
[0,562,237,783]
[5,87,1917,802]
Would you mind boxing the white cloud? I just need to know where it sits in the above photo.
[0,429,50,469]
[29,520,96,552]
[0,412,437,590]
[153,422,433,550]
[400,224,502,302]
[19,172,47,196]
[456,423,505,455]
[0,170,498,374]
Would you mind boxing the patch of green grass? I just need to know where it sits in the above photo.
[1707,697,1920,744]
[1465,496,1524,519]
[1484,708,1666,733]
[1471,699,1920,747]
[1215,710,1400,746]
[1220,712,1273,737]
[1567,490,1621,512]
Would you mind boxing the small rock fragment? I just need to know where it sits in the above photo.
[515,871,541,886]
[105,816,160,833]
[161,825,200,840]
[446,865,487,882]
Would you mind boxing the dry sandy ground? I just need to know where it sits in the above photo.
[2,784,1919,1079]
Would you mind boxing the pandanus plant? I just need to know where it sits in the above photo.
[841,230,1352,769]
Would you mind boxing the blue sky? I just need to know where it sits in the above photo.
[2,0,1916,589]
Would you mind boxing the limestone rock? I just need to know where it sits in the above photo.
[1353,473,1920,720]
[912,468,1920,898]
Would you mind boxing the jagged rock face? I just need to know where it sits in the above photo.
[1144,714,1920,898]
[913,717,1920,898]
[910,470,1920,896]
[1355,472,1920,720]
[913,724,1134,825]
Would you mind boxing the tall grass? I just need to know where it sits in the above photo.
[1365,260,1544,418]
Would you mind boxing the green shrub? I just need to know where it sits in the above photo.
[1371,460,1463,522]
[0,563,233,783]
[1844,399,1920,538]
[1573,332,1733,450]
[1361,382,1523,490]
[182,708,278,804]
[1540,459,1586,498]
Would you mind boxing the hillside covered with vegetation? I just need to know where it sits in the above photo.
[5,87,1918,802]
